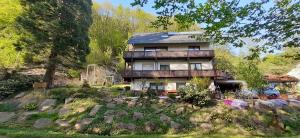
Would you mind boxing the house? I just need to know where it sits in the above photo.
[122,32,227,95]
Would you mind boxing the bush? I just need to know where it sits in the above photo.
[124,86,130,91]
[167,93,176,100]
[23,103,38,111]
[67,69,81,78]
[178,77,212,106]
[0,74,38,99]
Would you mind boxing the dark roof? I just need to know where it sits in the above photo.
[128,32,208,44]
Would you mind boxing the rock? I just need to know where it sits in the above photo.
[114,98,124,104]
[92,127,101,134]
[116,123,136,131]
[175,107,185,115]
[18,98,38,109]
[155,109,163,114]
[133,112,144,120]
[55,119,70,128]
[116,110,128,117]
[74,118,93,132]
[127,100,136,107]
[106,103,115,109]
[17,111,39,122]
[0,112,16,123]
[33,118,53,129]
[15,92,26,99]
[89,105,102,116]
[39,99,56,111]
[144,121,156,132]
[159,99,166,104]
[104,116,114,124]
[58,107,70,117]
[103,97,112,103]
[77,107,87,113]
[104,110,115,116]
[160,114,171,124]
[126,123,136,130]
[189,113,211,124]
[288,99,300,109]
[170,121,181,130]
[200,123,213,132]
[116,122,127,129]
[64,98,74,104]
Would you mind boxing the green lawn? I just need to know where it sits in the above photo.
[0,126,253,138]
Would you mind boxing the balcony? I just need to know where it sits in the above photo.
[123,50,214,61]
[123,70,226,79]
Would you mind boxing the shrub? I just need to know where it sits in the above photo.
[67,69,81,78]
[167,93,176,100]
[0,74,38,99]
[178,77,212,106]
[23,103,38,111]
[124,86,130,91]
[49,88,76,103]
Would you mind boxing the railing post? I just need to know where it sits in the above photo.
[187,51,191,79]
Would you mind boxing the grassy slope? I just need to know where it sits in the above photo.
[0,86,300,138]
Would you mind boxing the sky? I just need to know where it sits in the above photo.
[94,0,156,13]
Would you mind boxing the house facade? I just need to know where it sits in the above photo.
[123,32,226,95]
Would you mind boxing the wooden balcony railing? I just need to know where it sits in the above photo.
[124,50,214,60]
[122,70,226,78]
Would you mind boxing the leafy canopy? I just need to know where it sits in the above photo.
[132,0,300,50]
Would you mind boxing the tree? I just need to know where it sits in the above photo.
[17,0,93,88]
[131,0,300,49]
[0,0,24,69]
[87,2,201,72]
[236,61,266,90]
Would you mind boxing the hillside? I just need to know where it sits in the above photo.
[0,86,299,138]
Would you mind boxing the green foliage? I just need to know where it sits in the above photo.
[0,103,17,112]
[87,2,200,72]
[214,47,241,76]
[132,0,299,49]
[236,61,266,90]
[0,0,25,69]
[67,69,81,78]
[258,47,300,75]
[23,103,38,111]
[17,0,93,87]
[0,74,37,99]
[167,93,176,100]
[178,77,212,106]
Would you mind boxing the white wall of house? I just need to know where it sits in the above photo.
[133,59,213,70]
[131,78,188,91]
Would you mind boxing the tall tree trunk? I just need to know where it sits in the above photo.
[43,50,58,88]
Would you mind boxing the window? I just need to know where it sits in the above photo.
[149,83,165,91]
[142,63,154,70]
[160,64,170,70]
[190,63,202,70]
[156,47,168,51]
[176,82,186,90]
[144,47,168,51]
[188,46,200,51]
[144,47,156,51]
